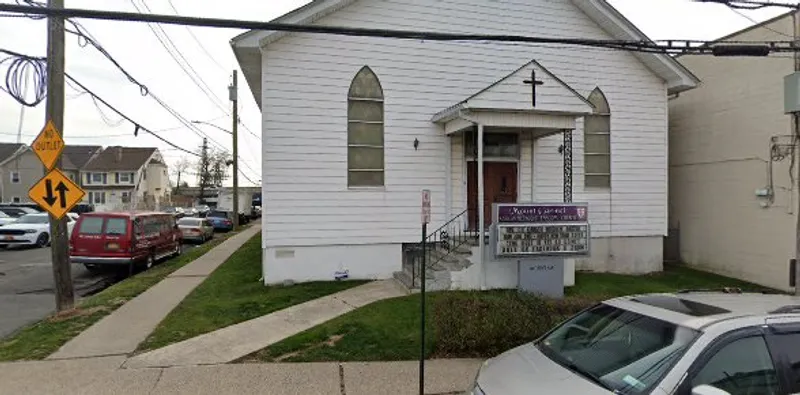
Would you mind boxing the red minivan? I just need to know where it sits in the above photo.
[70,212,183,272]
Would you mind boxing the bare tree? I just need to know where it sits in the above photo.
[171,157,192,194]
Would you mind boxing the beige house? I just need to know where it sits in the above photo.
[80,147,170,212]
[669,12,797,291]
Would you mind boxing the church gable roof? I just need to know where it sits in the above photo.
[456,60,594,116]
[232,0,699,105]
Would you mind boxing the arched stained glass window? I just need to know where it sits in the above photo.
[585,88,611,188]
[347,66,384,187]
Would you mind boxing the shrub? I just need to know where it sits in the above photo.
[431,291,598,358]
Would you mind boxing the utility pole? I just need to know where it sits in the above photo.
[794,9,800,295]
[46,0,73,311]
[198,138,209,204]
[230,70,239,227]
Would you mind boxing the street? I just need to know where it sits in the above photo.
[0,233,222,339]
[0,246,110,339]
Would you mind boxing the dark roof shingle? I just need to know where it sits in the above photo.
[82,147,158,171]
[62,145,101,169]
[0,143,24,164]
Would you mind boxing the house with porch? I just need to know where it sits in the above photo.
[232,0,698,289]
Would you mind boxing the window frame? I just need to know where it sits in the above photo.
[89,191,106,205]
[91,173,104,184]
[118,172,132,184]
[584,88,611,189]
[677,326,785,395]
[10,171,20,184]
[347,66,385,188]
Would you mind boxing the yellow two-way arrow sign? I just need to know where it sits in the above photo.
[28,169,85,220]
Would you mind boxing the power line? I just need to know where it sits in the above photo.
[165,0,226,71]
[63,73,200,156]
[726,5,795,38]
[696,0,800,9]
[0,47,201,157]
[6,1,235,151]
[3,3,798,55]
[130,0,229,115]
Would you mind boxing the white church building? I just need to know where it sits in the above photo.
[232,0,699,289]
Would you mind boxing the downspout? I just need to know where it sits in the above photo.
[445,126,453,221]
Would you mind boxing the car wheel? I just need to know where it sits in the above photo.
[173,243,182,257]
[145,254,154,269]
[36,233,49,248]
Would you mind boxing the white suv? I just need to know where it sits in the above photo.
[470,288,800,395]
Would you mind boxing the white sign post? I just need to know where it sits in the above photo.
[418,189,431,395]
[421,189,431,225]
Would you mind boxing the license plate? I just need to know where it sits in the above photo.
[107,243,119,249]
[4,236,13,241]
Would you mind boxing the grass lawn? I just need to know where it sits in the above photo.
[137,233,367,352]
[0,225,251,362]
[245,264,773,363]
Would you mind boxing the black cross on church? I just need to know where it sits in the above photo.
[523,70,544,107]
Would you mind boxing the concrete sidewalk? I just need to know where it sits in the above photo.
[124,280,408,368]
[47,223,262,360]
[0,357,481,395]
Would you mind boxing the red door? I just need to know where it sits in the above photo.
[467,162,518,230]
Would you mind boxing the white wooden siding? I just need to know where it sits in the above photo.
[261,0,668,247]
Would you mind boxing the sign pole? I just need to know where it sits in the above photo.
[419,220,426,395]
[419,189,430,395]
[45,0,73,312]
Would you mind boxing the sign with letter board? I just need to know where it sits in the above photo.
[493,203,590,258]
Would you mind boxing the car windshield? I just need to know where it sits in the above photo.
[536,304,700,394]
[178,218,200,226]
[16,214,49,224]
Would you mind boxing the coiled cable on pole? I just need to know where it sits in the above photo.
[0,49,47,107]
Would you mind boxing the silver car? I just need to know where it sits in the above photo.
[469,289,800,395]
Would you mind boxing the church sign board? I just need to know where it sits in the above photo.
[493,203,590,258]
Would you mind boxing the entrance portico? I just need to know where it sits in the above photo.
[430,59,595,290]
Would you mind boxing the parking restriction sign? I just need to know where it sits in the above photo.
[421,190,431,225]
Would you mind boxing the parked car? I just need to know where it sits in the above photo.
[0,203,44,213]
[468,289,800,395]
[0,206,38,218]
[206,210,234,232]
[179,207,199,217]
[69,212,182,272]
[162,207,185,219]
[252,206,262,218]
[0,213,75,248]
[0,211,16,227]
[195,205,210,215]
[70,203,95,215]
[177,217,214,243]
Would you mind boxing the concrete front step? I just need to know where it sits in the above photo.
[393,270,452,292]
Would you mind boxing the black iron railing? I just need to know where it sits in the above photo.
[407,209,477,288]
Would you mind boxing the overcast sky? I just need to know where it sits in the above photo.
[0,0,789,187]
